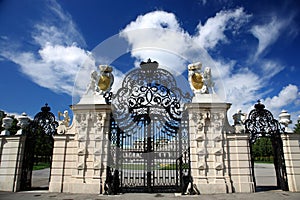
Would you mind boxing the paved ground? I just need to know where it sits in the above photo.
[32,168,50,189]
[1,190,300,200]
[31,163,278,189]
[254,163,277,187]
[1,163,300,200]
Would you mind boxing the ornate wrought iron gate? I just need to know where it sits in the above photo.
[245,101,289,191]
[20,104,58,190]
[106,60,192,193]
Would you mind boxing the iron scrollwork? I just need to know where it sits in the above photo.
[245,101,284,143]
[112,59,192,131]
[245,101,289,191]
[20,104,58,190]
[107,59,192,193]
[33,103,58,135]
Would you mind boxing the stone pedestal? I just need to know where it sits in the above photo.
[281,133,300,192]
[0,135,26,192]
[226,134,255,193]
[186,100,233,194]
[49,101,111,194]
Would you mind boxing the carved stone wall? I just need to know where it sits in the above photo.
[186,102,233,194]
[49,104,111,194]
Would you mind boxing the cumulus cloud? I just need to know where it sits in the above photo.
[259,84,300,126]
[120,9,260,102]
[120,11,192,74]
[264,84,299,109]
[119,9,297,124]
[120,9,251,82]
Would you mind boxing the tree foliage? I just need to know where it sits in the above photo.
[294,119,300,134]
[252,137,274,162]
[0,110,4,132]
[0,111,20,134]
[24,121,54,165]
[8,118,20,135]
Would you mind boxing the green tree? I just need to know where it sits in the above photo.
[0,110,4,132]
[0,111,20,134]
[8,118,20,135]
[294,118,300,134]
[252,137,273,162]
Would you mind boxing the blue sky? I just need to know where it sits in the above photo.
[0,0,299,126]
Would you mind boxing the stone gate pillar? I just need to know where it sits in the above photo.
[185,94,233,194]
[225,133,254,193]
[282,133,300,192]
[49,96,112,194]
[0,135,26,192]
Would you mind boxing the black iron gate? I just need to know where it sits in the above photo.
[245,101,289,191]
[105,59,192,193]
[20,104,58,190]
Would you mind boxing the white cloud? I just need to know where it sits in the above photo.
[264,84,299,109]
[120,10,259,103]
[251,17,289,59]
[120,9,298,125]
[0,1,93,97]
[259,59,285,79]
[2,44,94,95]
[120,11,192,74]
[32,1,86,47]
[120,8,251,75]
[1,110,33,120]
[194,7,251,50]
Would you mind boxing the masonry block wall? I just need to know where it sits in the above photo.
[282,133,300,192]
[49,104,111,194]
[226,134,255,193]
[0,136,26,192]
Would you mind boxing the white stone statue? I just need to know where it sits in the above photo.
[188,62,215,94]
[84,65,114,95]
[232,109,247,133]
[203,67,215,94]
[86,70,99,95]
[57,110,70,134]
[58,110,70,127]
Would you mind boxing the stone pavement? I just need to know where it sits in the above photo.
[0,191,300,200]
[1,163,299,199]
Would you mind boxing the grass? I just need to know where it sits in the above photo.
[33,162,50,170]
[253,156,274,164]
[254,161,273,164]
